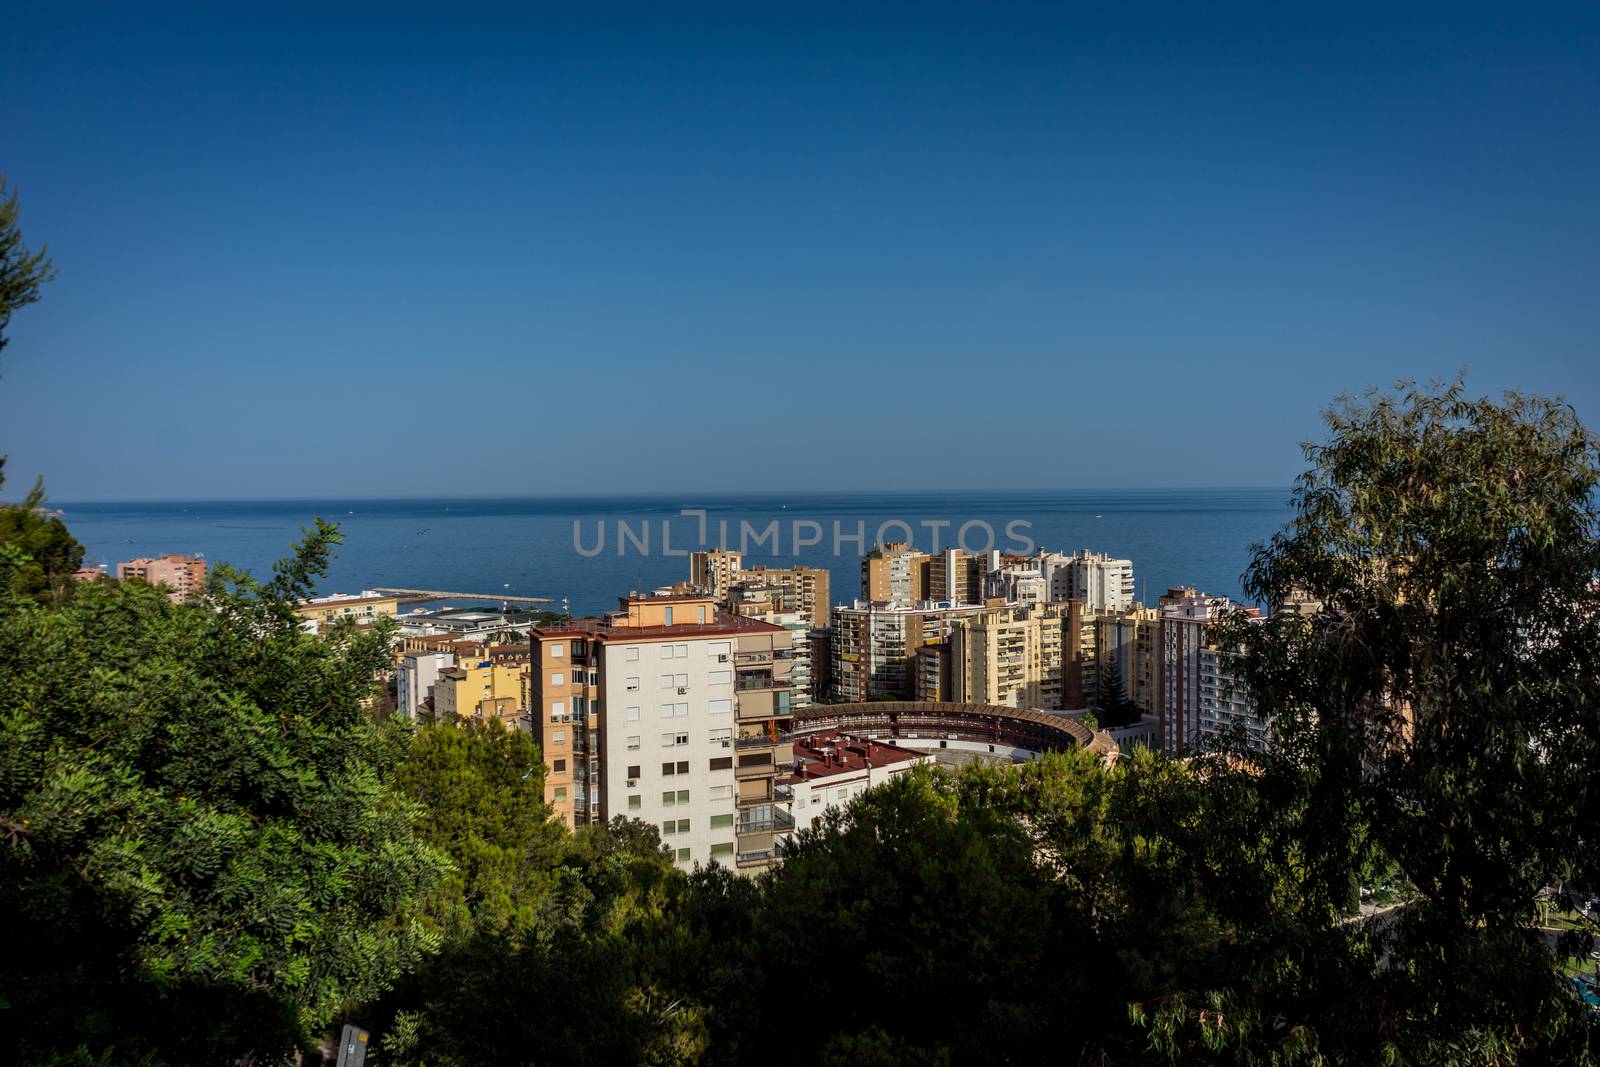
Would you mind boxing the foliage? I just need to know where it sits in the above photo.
[376,817,697,1066]
[0,175,56,358]
[1096,662,1143,728]
[0,469,84,604]
[1213,378,1600,1060]
[392,718,564,941]
[0,523,447,1062]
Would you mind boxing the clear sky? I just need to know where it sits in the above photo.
[2,2,1597,500]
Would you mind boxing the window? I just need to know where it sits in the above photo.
[550,701,565,720]
[625,646,640,661]
[553,730,566,743]
[698,606,707,623]
[709,756,732,771]
[676,703,689,718]
[709,813,734,829]
[675,760,689,774]
[709,698,732,715]
[662,791,676,806]
[662,762,678,776]
[709,670,732,685]
[627,795,641,811]
[553,759,566,772]
[675,643,688,658]
[675,673,688,688]
[550,644,564,658]
[660,703,676,718]
[660,675,675,689]
[626,676,639,691]
[663,607,674,625]
[626,735,640,750]
[661,733,677,747]
[662,818,690,834]
[660,644,676,660]
[709,641,730,656]
[708,728,731,745]
[710,842,734,859]
[550,673,565,686]
[626,706,640,721]
[554,787,567,801]
[709,784,733,801]
[627,764,640,778]
[677,847,692,862]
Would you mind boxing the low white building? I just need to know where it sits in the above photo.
[780,732,933,832]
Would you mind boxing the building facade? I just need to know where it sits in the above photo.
[116,554,206,601]
[780,732,933,831]
[946,601,1086,709]
[295,591,400,633]
[830,599,985,702]
[529,594,796,871]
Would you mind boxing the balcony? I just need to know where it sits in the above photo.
[737,809,795,835]
[735,849,776,869]
[735,727,793,750]
[734,650,773,665]
[735,671,776,692]
[733,753,775,780]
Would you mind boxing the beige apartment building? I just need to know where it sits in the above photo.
[1092,604,1161,714]
[529,593,796,871]
[861,542,928,606]
[946,601,1087,709]
[689,548,744,599]
[687,549,832,630]
[116,554,206,601]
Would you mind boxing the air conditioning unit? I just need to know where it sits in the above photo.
[717,654,729,662]
[625,779,637,788]
[677,687,688,695]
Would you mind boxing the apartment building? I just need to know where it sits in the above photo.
[1093,604,1161,715]
[689,548,743,599]
[1156,590,1265,753]
[1040,550,1136,613]
[926,548,990,605]
[781,733,933,831]
[984,555,1045,605]
[861,542,928,606]
[830,599,985,701]
[946,600,1086,709]
[398,647,455,719]
[116,554,206,602]
[686,550,832,629]
[529,594,796,872]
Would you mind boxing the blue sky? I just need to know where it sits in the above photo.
[2,2,1597,500]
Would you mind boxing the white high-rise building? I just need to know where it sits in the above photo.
[530,594,795,872]
[1040,549,1136,613]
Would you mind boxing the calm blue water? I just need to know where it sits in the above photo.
[53,490,1291,616]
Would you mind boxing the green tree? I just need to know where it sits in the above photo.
[1096,662,1142,728]
[393,719,565,940]
[0,468,84,603]
[378,817,696,1066]
[0,175,56,358]
[0,522,447,1062]
[1212,379,1600,1061]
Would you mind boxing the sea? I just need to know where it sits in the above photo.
[53,490,1293,616]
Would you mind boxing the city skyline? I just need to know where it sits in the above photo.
[3,3,1597,500]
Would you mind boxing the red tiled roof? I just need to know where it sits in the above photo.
[782,732,926,784]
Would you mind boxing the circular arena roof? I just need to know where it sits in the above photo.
[793,701,1120,763]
